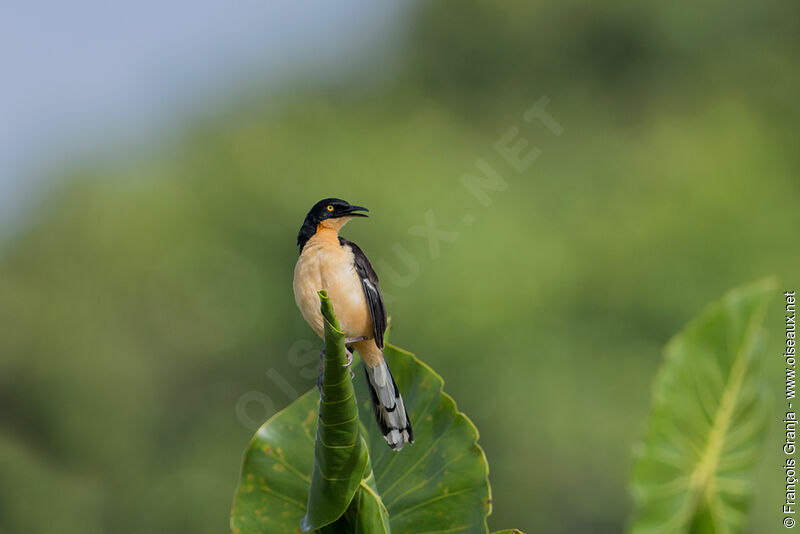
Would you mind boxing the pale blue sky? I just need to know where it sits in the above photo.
[0,1,409,232]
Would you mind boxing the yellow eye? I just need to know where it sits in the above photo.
[326,205,334,212]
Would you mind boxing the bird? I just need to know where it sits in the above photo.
[293,198,413,451]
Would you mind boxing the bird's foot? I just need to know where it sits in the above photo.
[345,336,368,344]
[343,348,354,368]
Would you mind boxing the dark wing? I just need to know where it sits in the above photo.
[339,237,387,348]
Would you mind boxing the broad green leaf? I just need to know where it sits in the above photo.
[231,305,492,532]
[354,345,492,533]
[629,279,775,534]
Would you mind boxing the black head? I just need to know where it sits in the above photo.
[297,198,369,250]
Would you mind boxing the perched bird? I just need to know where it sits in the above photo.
[293,198,413,451]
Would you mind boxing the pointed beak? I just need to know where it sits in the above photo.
[346,205,369,217]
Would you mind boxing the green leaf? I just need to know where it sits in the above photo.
[231,300,492,532]
[629,279,776,534]
[301,291,369,531]
[491,530,526,533]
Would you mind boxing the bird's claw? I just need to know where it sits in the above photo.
[318,346,354,385]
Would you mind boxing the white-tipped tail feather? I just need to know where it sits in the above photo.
[364,360,413,451]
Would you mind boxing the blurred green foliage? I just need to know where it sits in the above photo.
[1,1,798,533]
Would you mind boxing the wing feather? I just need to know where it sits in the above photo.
[339,237,387,348]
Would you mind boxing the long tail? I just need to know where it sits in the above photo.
[364,360,414,451]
